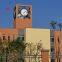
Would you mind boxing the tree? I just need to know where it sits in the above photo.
[0,37,27,62]
[25,41,42,62]
[8,37,26,62]
[58,23,62,31]
[50,20,57,30]
[0,39,4,62]
[2,40,10,62]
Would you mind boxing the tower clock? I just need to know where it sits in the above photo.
[13,4,32,30]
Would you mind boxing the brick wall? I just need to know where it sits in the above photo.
[41,49,49,62]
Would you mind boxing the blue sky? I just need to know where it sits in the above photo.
[33,0,62,29]
[0,0,62,28]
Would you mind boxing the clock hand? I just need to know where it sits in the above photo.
[23,11,27,14]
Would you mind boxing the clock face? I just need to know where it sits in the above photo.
[21,9,28,16]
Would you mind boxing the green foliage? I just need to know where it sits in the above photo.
[0,37,26,62]
[50,20,62,31]
[9,37,26,52]
[50,20,57,29]
[58,23,62,31]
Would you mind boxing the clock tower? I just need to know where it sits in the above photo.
[13,4,32,30]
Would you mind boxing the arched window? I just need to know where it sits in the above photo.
[3,36,5,40]
[8,36,10,41]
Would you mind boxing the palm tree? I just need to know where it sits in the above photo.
[58,23,62,31]
[50,20,57,30]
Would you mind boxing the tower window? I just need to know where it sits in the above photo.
[3,36,6,40]
[8,36,10,41]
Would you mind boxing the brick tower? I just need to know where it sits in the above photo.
[13,4,32,30]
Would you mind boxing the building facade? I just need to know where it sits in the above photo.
[0,4,32,41]
[24,28,51,62]
[0,28,18,41]
[50,30,62,62]
[54,31,62,62]
[14,4,32,30]
[0,4,52,62]
[50,30,55,62]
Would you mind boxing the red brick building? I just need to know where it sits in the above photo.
[54,31,62,62]
[0,28,18,41]
[14,4,32,30]
[0,4,32,41]
[0,4,50,62]
[50,30,62,62]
